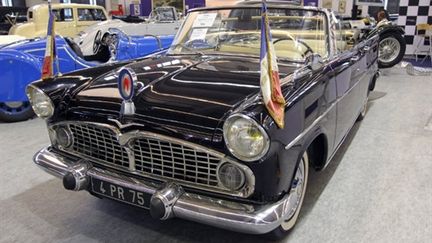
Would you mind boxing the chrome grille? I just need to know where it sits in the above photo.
[68,123,129,168]
[65,123,222,189]
[133,138,220,187]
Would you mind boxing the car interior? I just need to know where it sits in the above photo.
[64,36,111,63]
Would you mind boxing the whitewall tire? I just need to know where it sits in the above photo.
[268,152,309,239]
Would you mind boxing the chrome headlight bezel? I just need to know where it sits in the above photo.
[26,84,54,119]
[216,162,246,191]
[49,125,74,149]
[223,114,270,162]
[56,126,74,149]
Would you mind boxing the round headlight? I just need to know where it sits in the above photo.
[218,163,245,191]
[26,85,54,119]
[223,114,269,162]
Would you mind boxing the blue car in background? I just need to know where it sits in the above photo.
[0,29,173,122]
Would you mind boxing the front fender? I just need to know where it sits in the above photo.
[378,25,405,35]
[366,24,405,39]
[0,49,42,102]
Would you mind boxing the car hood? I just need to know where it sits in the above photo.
[71,54,298,145]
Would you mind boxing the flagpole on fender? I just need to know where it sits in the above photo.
[48,0,62,77]
[259,0,286,129]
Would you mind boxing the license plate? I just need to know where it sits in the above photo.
[91,177,152,209]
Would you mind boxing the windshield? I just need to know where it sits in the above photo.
[150,7,177,21]
[168,7,328,61]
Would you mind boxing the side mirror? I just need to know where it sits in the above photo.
[305,53,324,71]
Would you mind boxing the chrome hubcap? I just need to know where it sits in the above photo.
[379,37,400,63]
[285,157,305,221]
[0,101,31,114]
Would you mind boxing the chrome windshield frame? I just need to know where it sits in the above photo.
[170,5,332,61]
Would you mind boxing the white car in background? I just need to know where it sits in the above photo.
[75,6,182,56]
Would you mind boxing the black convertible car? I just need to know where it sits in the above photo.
[28,1,379,238]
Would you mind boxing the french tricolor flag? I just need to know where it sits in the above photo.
[41,0,57,80]
[260,0,286,128]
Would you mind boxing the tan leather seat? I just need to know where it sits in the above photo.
[217,30,350,60]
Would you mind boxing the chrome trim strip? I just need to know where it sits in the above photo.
[322,119,354,170]
[25,47,93,68]
[171,76,259,88]
[33,146,300,234]
[284,100,337,150]
[49,121,255,198]
[24,48,49,53]
[61,47,93,68]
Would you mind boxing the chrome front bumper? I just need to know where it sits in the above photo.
[34,146,293,234]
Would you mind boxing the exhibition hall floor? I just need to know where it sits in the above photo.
[1,67,431,243]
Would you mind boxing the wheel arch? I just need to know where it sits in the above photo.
[369,71,379,91]
[282,122,331,193]
[301,130,329,171]
[306,133,328,170]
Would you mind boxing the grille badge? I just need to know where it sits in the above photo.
[107,118,143,130]
[117,68,137,116]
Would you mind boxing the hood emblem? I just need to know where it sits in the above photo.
[118,67,137,116]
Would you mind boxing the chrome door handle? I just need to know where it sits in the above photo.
[351,56,360,62]
[363,46,371,51]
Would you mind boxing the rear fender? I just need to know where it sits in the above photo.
[0,49,42,102]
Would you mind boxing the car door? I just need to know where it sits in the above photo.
[351,39,373,110]
[329,17,358,146]
[363,35,379,86]
[332,48,355,145]
[327,12,376,147]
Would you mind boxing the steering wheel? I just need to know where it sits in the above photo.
[227,35,260,44]
[106,33,118,61]
[93,30,102,54]
[273,36,314,57]
[184,39,214,49]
